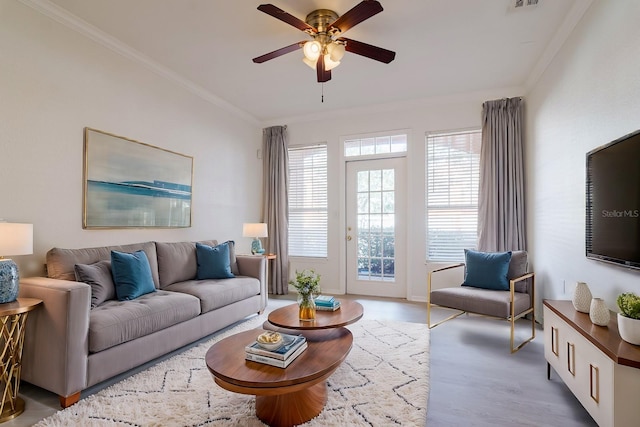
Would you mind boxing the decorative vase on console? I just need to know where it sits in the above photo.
[572,282,592,313]
[589,298,610,326]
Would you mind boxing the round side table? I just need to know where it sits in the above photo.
[0,298,42,423]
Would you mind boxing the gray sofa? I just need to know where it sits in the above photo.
[18,240,267,408]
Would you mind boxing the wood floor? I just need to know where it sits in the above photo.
[426,305,597,427]
[10,295,596,426]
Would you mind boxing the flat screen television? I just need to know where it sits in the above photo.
[586,129,640,270]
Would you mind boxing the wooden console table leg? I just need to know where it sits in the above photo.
[255,381,327,427]
[547,362,551,380]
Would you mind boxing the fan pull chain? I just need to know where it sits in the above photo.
[321,83,324,103]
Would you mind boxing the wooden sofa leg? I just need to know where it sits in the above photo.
[59,392,81,408]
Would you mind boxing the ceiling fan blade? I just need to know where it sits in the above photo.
[317,55,331,82]
[252,41,304,63]
[257,4,317,33]
[329,0,384,34]
[338,37,396,63]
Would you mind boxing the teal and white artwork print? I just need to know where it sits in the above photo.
[83,128,193,228]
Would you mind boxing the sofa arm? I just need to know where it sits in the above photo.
[18,277,91,399]
[511,272,535,296]
[427,263,465,294]
[236,255,267,309]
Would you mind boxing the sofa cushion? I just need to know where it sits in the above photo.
[47,241,160,287]
[508,251,528,279]
[88,290,201,353]
[156,241,200,288]
[196,242,235,280]
[508,251,530,293]
[74,260,116,308]
[462,249,512,291]
[111,250,156,301]
[165,277,260,314]
[431,287,531,318]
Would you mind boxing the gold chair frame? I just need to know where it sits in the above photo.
[427,263,536,353]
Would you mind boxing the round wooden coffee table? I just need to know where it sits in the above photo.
[206,327,352,427]
[267,300,364,330]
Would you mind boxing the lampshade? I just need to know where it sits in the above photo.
[242,223,268,238]
[303,57,317,70]
[303,40,322,61]
[327,42,345,62]
[324,54,340,71]
[0,223,33,256]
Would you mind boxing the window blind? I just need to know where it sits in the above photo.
[425,130,481,262]
[288,144,328,257]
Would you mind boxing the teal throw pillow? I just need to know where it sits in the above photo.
[462,249,512,291]
[110,250,157,301]
[196,242,235,280]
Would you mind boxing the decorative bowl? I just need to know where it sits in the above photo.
[256,331,283,350]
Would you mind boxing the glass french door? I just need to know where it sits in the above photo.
[345,157,406,297]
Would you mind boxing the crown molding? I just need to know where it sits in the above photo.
[262,86,525,127]
[18,0,260,126]
[524,0,595,91]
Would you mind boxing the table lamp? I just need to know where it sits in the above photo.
[243,223,268,255]
[0,222,33,303]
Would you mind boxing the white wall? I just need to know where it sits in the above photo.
[0,1,262,277]
[526,1,640,315]
[285,89,521,302]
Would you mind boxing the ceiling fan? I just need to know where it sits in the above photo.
[252,1,396,83]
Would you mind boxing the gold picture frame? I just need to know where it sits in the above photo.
[83,127,193,229]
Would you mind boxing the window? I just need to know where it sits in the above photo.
[344,134,407,157]
[425,130,481,262]
[288,144,328,257]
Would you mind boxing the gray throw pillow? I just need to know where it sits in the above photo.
[74,260,116,308]
[224,240,239,276]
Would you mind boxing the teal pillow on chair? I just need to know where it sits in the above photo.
[196,242,235,280]
[462,249,512,291]
[110,250,157,301]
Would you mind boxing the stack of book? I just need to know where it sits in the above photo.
[315,295,341,311]
[245,333,307,368]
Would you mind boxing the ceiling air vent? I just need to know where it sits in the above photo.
[514,0,539,8]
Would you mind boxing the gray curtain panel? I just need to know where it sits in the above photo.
[262,126,290,294]
[477,97,526,252]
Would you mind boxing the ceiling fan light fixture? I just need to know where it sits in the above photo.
[254,2,396,84]
[303,40,322,61]
[327,42,346,62]
[302,56,317,69]
[324,54,340,71]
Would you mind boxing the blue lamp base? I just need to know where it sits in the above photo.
[0,259,19,303]
[251,238,265,255]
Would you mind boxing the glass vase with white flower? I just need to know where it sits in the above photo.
[290,269,321,321]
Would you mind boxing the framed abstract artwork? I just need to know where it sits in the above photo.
[83,128,193,228]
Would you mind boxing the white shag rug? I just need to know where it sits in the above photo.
[35,316,429,426]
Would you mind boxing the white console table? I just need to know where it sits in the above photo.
[544,300,640,427]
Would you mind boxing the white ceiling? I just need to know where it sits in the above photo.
[36,0,592,124]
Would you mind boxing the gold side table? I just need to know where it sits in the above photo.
[0,298,42,423]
